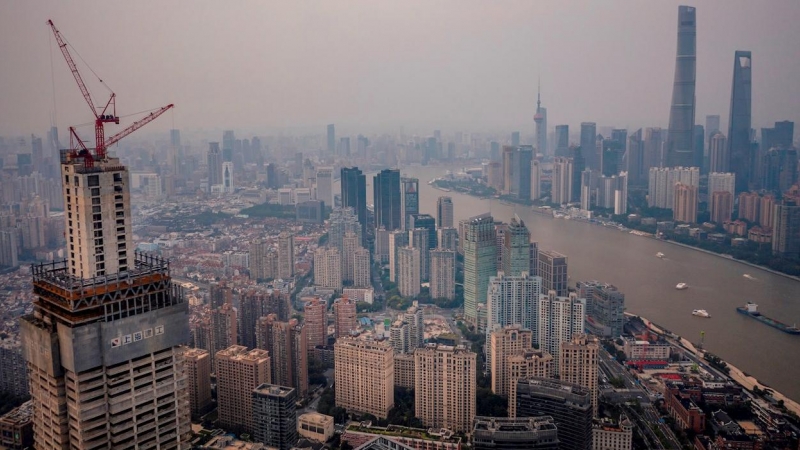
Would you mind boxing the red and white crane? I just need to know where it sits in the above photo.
[47,19,173,167]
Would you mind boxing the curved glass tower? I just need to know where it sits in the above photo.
[665,5,697,168]
[727,51,752,193]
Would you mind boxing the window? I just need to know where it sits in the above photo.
[118,243,125,250]
[92,206,101,213]
[115,195,123,201]
[65,175,70,184]
[93,222,102,230]
[94,231,103,238]
[88,175,100,187]
[92,198,101,205]
[115,203,124,209]
[116,219,124,225]
[97,255,104,262]
[91,188,100,196]
[93,214,102,222]
[95,239,104,246]
[113,173,122,182]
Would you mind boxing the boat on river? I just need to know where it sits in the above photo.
[737,302,800,335]
[656,252,665,258]
[676,283,688,290]
[692,309,710,318]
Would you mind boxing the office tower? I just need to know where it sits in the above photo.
[340,137,351,156]
[430,249,456,300]
[560,334,599,416]
[388,229,408,283]
[537,292,585,374]
[221,161,234,193]
[711,191,733,223]
[409,214,437,250]
[511,132,521,147]
[329,207,362,251]
[762,147,798,194]
[580,123,598,170]
[555,125,569,157]
[665,6,697,168]
[399,177,420,230]
[502,145,515,194]
[332,297,357,339]
[314,247,342,291]
[535,87,547,153]
[19,142,196,447]
[222,130,235,161]
[531,159,542,201]
[514,146,534,200]
[353,248,371,288]
[643,127,663,170]
[397,246,421,297]
[501,216,530,276]
[342,232,360,284]
[513,378,593,450]
[576,281,625,338]
[185,348,213,418]
[462,214,496,329]
[303,297,327,354]
[334,337,394,419]
[706,115,721,139]
[537,250,568,296]
[489,326,534,398]
[727,51,753,192]
[414,344,476,433]
[673,183,698,223]
[277,232,294,279]
[216,346,271,435]
[647,166,700,209]
[436,196,454,228]
[437,227,458,251]
[626,129,645,185]
[340,167,367,235]
[374,169,402,231]
[552,157,573,205]
[601,138,624,177]
[473,417,560,450]
[709,132,728,173]
[761,120,794,151]
[693,124,705,170]
[314,167,334,208]
[208,142,223,191]
[772,200,800,256]
[327,124,336,153]
[252,384,298,450]
[614,172,628,215]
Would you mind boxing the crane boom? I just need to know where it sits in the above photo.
[104,104,174,149]
[47,20,96,116]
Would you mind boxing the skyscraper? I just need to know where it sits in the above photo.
[531,159,542,201]
[673,183,698,223]
[462,214,496,329]
[552,157,574,205]
[208,142,222,191]
[414,344,476,433]
[473,417,560,450]
[580,122,598,170]
[222,130,235,162]
[489,326,534,398]
[278,232,295,279]
[560,334,600,416]
[727,51,753,192]
[252,384,298,450]
[333,297,358,339]
[537,291,585,374]
[576,281,625,338]
[327,124,336,153]
[537,250,568,297]
[772,200,800,257]
[257,316,308,400]
[222,161,234,193]
[486,273,543,354]
[555,125,569,157]
[185,348,213,418]
[315,167,334,208]
[711,191,734,223]
[514,145,534,200]
[334,337,394,419]
[709,132,729,173]
[22,150,192,447]
[388,230,408,283]
[374,169,402,231]
[342,232,360,284]
[502,146,515,195]
[303,296,327,355]
[353,248,371,288]
[397,246,421,297]
[626,129,645,185]
[503,216,531,276]
[437,196,454,228]
[535,86,547,155]
[437,227,459,252]
[513,378,593,450]
[430,249,456,300]
[216,346,271,435]
[340,167,367,235]
[665,5,697,168]
[647,166,700,209]
[400,177,420,230]
[706,115,721,139]
[328,207,362,251]
[314,247,342,291]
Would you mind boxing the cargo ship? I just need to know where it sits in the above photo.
[736,302,800,335]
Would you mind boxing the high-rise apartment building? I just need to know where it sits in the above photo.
[353,248,371,288]
[552,157,574,205]
[303,296,327,354]
[727,51,753,193]
[531,159,542,201]
[648,166,700,209]
[314,247,342,291]
[514,145,534,200]
[252,384,298,450]
[537,291,585,375]
[397,246,421,297]
[437,196,454,229]
[462,214,496,329]
[711,191,734,224]
[537,250,568,297]
[327,124,336,153]
[489,326,534,398]
[430,249,456,300]
[473,416,560,450]
[250,239,275,282]
[185,347,213,418]
[673,183,698,223]
[508,350,554,394]
[772,200,800,257]
[414,344,476,433]
[513,378,593,450]
[340,167,367,236]
[342,232,360,284]
[576,281,625,338]
[334,337,394,419]
[400,177,419,230]
[374,169,402,231]
[708,132,728,173]
[709,172,736,198]
[560,334,600,416]
[555,125,569,157]
[216,346,271,435]
[257,316,309,400]
[277,232,294,279]
[486,273,543,352]
[580,123,598,170]
[329,207,362,252]
[665,5,697,168]
[208,142,223,191]
[437,227,458,252]
[314,167,334,208]
[333,297,358,339]
[211,302,238,363]
[388,230,408,283]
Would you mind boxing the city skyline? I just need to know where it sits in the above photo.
[2,2,800,136]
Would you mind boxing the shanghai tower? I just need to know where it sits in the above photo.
[665,5,697,168]
[727,51,752,193]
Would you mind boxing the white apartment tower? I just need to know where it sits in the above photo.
[314,247,342,291]
[314,167,334,207]
[397,246,421,297]
[429,249,456,300]
[538,291,586,375]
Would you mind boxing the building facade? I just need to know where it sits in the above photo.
[334,337,394,419]
[216,346,271,435]
[414,344,476,433]
[252,384,298,450]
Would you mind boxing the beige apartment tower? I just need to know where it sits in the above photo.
[414,344,476,433]
[429,249,456,300]
[303,296,327,354]
[277,231,295,279]
[314,247,342,291]
[489,325,534,398]
[560,334,600,416]
[334,337,394,419]
[215,345,271,435]
[185,347,213,418]
[333,297,358,339]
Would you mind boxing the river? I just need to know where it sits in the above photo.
[366,165,799,402]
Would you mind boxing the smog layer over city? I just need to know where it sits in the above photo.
[0,2,799,450]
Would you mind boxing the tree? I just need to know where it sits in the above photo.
[476,388,508,416]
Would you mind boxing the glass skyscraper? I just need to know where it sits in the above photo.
[340,167,367,236]
[665,5,697,168]
[374,169,401,231]
[727,50,752,193]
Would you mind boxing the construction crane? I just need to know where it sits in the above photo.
[47,19,173,167]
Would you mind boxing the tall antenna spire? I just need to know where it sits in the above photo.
[537,77,541,112]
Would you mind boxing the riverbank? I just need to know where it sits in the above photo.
[629,312,800,415]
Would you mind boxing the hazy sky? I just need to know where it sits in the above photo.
[2,1,799,137]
